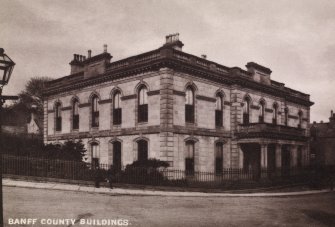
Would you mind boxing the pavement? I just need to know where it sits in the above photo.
[3,178,333,197]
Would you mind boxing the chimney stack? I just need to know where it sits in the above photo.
[162,33,184,51]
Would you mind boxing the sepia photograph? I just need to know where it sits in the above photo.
[1,0,335,226]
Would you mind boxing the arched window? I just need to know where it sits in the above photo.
[185,141,195,176]
[91,95,99,127]
[215,94,223,127]
[55,102,62,131]
[272,103,278,125]
[298,111,303,128]
[259,100,265,123]
[138,86,148,123]
[185,87,195,123]
[72,99,79,130]
[113,141,122,171]
[284,107,289,126]
[215,142,223,175]
[91,142,99,169]
[137,140,148,162]
[243,96,250,124]
[113,92,122,125]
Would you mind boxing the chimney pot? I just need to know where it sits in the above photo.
[88,50,92,58]
[103,44,107,53]
[201,54,207,59]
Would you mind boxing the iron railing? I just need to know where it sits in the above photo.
[1,155,321,189]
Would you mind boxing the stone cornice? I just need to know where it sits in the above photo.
[235,131,308,141]
[46,125,231,140]
[44,48,313,107]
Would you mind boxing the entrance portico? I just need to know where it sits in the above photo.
[237,138,308,179]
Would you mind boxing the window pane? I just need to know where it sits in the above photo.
[114,93,121,109]
[56,104,61,117]
[73,101,79,115]
[216,96,222,110]
[91,143,99,158]
[185,142,194,158]
[215,143,223,158]
[243,100,249,114]
[186,88,194,105]
[139,87,148,105]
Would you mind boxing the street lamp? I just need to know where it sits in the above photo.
[0,48,17,227]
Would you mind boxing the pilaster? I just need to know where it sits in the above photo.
[159,68,174,166]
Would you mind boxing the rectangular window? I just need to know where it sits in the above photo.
[113,108,122,125]
[185,104,194,123]
[185,142,195,176]
[215,143,223,175]
[92,111,99,127]
[56,117,62,131]
[215,110,223,127]
[243,113,249,124]
[73,115,79,130]
[138,104,148,123]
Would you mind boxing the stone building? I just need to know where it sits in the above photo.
[310,111,335,166]
[43,34,313,175]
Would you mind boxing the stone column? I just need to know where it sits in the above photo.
[275,144,282,168]
[261,144,268,168]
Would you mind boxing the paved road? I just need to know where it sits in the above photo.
[4,186,335,227]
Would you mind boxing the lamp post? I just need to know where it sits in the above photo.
[0,48,17,227]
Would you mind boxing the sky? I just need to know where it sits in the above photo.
[1,0,334,122]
